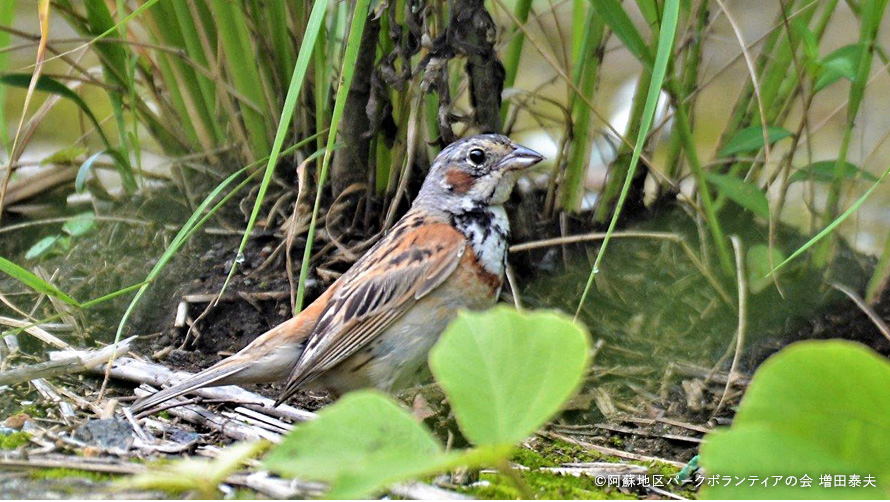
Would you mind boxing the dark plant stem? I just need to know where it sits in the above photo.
[451,0,505,133]
[332,13,381,198]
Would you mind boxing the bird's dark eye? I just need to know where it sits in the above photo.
[468,148,486,166]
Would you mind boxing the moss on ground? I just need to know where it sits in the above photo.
[0,431,30,449]
[14,405,44,418]
[469,470,639,499]
[459,439,697,500]
[28,468,114,482]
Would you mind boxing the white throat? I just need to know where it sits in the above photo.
[451,205,509,277]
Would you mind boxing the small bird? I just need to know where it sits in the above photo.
[132,134,543,413]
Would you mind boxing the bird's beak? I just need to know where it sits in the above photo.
[499,145,545,171]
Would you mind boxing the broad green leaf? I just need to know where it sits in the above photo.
[429,307,591,446]
[24,235,61,260]
[746,244,785,294]
[0,255,79,306]
[719,126,792,157]
[588,0,653,68]
[788,160,877,184]
[62,212,96,237]
[706,173,770,219]
[701,341,890,499]
[814,44,861,92]
[264,391,461,499]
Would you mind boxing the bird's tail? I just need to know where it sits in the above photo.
[131,296,330,414]
[131,363,244,414]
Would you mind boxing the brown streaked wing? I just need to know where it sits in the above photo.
[277,222,467,402]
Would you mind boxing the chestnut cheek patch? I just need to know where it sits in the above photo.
[445,168,476,194]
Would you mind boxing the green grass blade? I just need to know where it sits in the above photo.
[500,0,532,122]
[210,0,272,158]
[170,0,225,144]
[295,0,371,311]
[83,0,130,85]
[83,0,136,191]
[141,4,200,149]
[576,0,680,317]
[571,0,586,63]
[634,0,659,25]
[0,256,79,306]
[561,6,605,210]
[118,0,142,179]
[142,1,217,152]
[80,280,152,309]
[0,0,16,152]
[46,1,184,156]
[815,0,888,266]
[45,0,161,65]
[217,0,332,304]
[772,161,890,276]
[268,0,296,84]
[0,73,136,190]
[314,11,329,154]
[588,0,653,68]
[0,279,151,339]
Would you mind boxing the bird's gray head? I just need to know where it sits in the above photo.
[416,134,544,213]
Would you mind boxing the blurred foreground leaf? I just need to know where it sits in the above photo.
[264,391,466,499]
[264,307,589,498]
[429,306,590,446]
[701,341,890,499]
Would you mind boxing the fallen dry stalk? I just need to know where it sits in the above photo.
[0,315,70,349]
[77,354,316,423]
[0,336,134,386]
